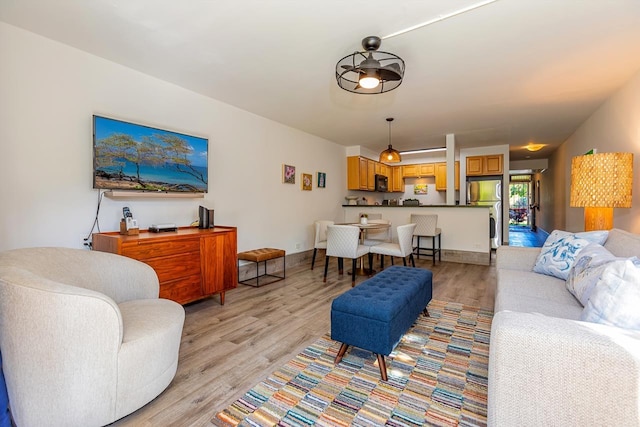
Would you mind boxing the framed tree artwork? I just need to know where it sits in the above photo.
[317,172,326,188]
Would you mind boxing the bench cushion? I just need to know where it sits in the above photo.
[331,266,432,356]
[237,248,285,263]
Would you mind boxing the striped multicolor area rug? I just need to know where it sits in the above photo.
[214,300,493,427]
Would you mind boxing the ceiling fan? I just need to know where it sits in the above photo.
[335,36,405,94]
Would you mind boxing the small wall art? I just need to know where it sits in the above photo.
[317,172,326,188]
[282,164,295,184]
[414,184,428,194]
[302,173,312,191]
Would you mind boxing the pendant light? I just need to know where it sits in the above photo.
[379,118,401,163]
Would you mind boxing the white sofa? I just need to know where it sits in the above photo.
[488,228,640,426]
[0,247,185,427]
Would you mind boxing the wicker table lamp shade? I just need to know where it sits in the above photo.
[570,152,633,231]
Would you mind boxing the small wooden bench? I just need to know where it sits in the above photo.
[237,248,285,287]
[330,265,433,380]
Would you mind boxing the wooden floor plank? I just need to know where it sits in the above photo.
[110,256,495,426]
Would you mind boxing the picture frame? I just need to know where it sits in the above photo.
[414,184,428,194]
[317,172,326,188]
[282,164,295,184]
[302,173,312,191]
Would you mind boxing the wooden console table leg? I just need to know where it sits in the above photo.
[220,291,225,306]
[376,354,388,381]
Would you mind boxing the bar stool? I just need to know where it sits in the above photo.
[411,214,441,265]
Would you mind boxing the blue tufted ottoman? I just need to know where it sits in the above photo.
[330,265,433,380]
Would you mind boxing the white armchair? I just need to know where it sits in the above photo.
[311,220,334,270]
[323,225,371,286]
[369,223,417,269]
[0,247,185,427]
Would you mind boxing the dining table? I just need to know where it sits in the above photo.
[347,221,391,276]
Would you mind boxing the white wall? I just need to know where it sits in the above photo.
[549,69,640,233]
[0,23,346,253]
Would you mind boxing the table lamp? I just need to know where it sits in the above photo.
[570,152,633,231]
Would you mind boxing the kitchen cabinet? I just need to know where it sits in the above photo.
[347,156,369,190]
[374,162,389,177]
[347,156,390,190]
[402,163,435,178]
[367,159,375,190]
[92,227,238,305]
[390,166,403,192]
[466,154,503,176]
[435,161,460,191]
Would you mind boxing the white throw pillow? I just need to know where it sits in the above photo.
[581,258,640,330]
[566,243,618,306]
[533,230,609,280]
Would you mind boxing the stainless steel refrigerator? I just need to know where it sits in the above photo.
[467,178,502,249]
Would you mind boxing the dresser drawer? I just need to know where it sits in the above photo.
[122,238,200,260]
[159,274,203,305]
[144,253,201,282]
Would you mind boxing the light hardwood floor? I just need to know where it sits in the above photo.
[111,255,496,426]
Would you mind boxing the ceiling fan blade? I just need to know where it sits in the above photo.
[379,63,403,81]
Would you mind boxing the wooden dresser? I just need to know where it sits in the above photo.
[92,226,237,305]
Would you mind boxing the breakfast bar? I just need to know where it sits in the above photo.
[342,205,491,265]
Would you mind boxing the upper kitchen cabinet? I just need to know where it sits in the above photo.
[466,155,503,176]
[347,156,380,191]
[402,163,435,178]
[390,166,403,192]
[435,161,460,191]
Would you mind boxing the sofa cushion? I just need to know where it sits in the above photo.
[604,228,640,258]
[533,230,609,280]
[581,258,640,330]
[496,269,583,319]
[566,243,621,306]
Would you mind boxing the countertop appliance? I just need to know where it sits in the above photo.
[467,177,502,249]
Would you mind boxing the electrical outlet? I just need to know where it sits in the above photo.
[295,243,301,250]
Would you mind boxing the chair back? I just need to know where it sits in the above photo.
[397,223,417,256]
[326,225,361,258]
[364,219,392,242]
[411,214,438,236]
[314,220,334,247]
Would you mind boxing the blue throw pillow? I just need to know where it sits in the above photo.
[533,230,609,280]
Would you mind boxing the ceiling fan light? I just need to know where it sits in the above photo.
[359,75,380,89]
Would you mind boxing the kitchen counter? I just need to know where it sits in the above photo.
[342,204,491,265]
[341,204,487,208]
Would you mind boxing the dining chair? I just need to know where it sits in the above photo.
[311,220,334,270]
[324,225,371,287]
[411,214,441,265]
[369,223,417,269]
[362,219,392,246]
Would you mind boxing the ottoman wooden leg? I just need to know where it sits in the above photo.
[376,354,388,381]
[335,343,349,364]
[423,308,430,317]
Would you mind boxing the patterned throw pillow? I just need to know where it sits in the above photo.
[533,230,609,280]
[581,258,640,330]
[566,243,618,306]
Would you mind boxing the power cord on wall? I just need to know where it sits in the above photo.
[84,190,105,249]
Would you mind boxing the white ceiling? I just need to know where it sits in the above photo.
[2,0,640,161]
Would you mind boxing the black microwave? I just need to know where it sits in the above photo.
[375,174,388,192]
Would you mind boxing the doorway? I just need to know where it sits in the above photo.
[509,178,530,230]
